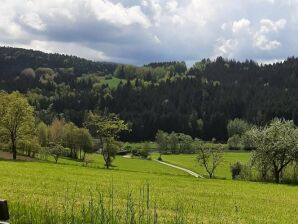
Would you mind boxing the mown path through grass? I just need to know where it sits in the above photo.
[154,159,204,178]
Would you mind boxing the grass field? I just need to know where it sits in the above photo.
[0,151,297,223]
[98,77,126,89]
[152,152,251,179]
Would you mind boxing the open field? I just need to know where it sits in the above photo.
[152,152,251,179]
[98,76,126,89]
[0,152,297,223]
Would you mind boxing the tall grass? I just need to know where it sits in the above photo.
[9,184,191,224]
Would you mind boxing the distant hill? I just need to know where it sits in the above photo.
[2,46,298,141]
[0,46,118,80]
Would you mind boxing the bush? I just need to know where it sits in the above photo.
[239,164,253,181]
[139,148,150,159]
[47,144,70,163]
[131,147,150,159]
[230,161,243,179]
[227,135,242,150]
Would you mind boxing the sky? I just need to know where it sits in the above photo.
[0,0,297,65]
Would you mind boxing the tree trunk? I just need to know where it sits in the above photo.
[273,168,280,183]
[106,142,110,169]
[12,143,17,160]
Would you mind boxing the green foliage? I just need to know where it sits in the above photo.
[155,130,195,155]
[62,122,78,158]
[84,112,128,168]
[227,134,242,150]
[74,127,94,160]
[18,137,41,158]
[131,143,151,159]
[155,130,168,158]
[37,122,49,147]
[230,161,243,179]
[240,132,256,151]
[169,132,179,154]
[47,144,70,163]
[197,143,224,178]
[0,92,35,160]
[248,118,298,183]
[227,118,251,137]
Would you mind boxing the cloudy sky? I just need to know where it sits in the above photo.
[0,0,297,65]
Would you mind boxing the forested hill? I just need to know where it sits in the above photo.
[0,46,118,79]
[1,46,298,142]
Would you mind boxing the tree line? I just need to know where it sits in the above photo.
[3,47,298,142]
[0,91,128,168]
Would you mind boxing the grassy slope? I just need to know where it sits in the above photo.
[152,152,251,179]
[99,77,126,89]
[0,154,297,223]
[51,154,187,176]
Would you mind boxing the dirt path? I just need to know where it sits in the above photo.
[0,151,36,161]
[154,159,205,178]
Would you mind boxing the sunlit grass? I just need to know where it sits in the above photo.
[152,152,251,179]
[0,152,297,223]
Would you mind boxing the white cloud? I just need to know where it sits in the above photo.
[259,19,287,33]
[87,0,151,28]
[0,0,297,64]
[214,38,239,58]
[166,0,178,12]
[18,40,109,61]
[146,0,163,26]
[253,18,286,51]
[253,34,281,50]
[232,18,251,33]
[20,13,46,31]
[153,35,161,44]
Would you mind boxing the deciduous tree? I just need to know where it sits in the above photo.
[197,143,224,178]
[248,119,298,183]
[84,112,128,168]
[0,92,35,160]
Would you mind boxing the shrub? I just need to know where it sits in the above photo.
[48,144,70,163]
[239,164,253,181]
[131,147,150,159]
[230,161,243,179]
[227,135,242,150]
[139,148,150,159]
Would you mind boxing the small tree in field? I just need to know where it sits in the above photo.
[0,92,35,160]
[230,161,243,179]
[197,143,224,178]
[48,144,69,163]
[155,130,168,160]
[84,112,128,169]
[248,119,298,183]
[74,128,94,160]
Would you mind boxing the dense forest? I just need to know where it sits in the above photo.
[1,46,298,142]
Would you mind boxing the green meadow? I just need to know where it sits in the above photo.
[0,152,297,223]
[153,152,251,179]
